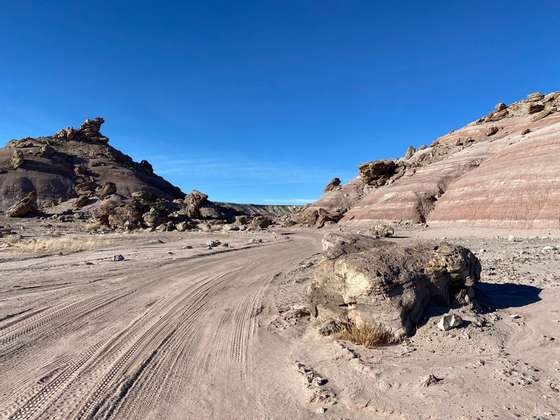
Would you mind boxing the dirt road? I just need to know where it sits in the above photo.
[2,228,560,419]
[0,232,322,419]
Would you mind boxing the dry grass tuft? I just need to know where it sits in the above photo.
[336,322,393,348]
[5,236,116,254]
[85,220,103,232]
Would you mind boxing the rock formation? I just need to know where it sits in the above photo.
[184,190,210,218]
[0,118,299,230]
[307,91,560,229]
[309,233,481,341]
[0,117,183,212]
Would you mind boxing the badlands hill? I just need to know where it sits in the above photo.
[0,118,183,210]
[302,91,560,229]
[0,118,296,224]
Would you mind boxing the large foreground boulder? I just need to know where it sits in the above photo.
[309,233,481,341]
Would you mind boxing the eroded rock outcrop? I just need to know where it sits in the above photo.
[184,190,209,219]
[0,118,299,229]
[358,160,400,186]
[309,233,481,341]
[294,206,344,228]
[0,117,184,212]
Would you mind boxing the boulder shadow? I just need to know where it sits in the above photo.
[476,282,542,310]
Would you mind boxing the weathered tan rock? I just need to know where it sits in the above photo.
[295,206,344,228]
[11,150,24,169]
[359,160,399,186]
[437,314,463,331]
[368,223,394,238]
[308,233,480,341]
[485,126,499,136]
[527,92,544,101]
[248,215,273,230]
[183,190,209,218]
[494,102,508,112]
[7,191,37,217]
[142,207,164,228]
[75,180,97,197]
[324,177,341,192]
[404,145,416,160]
[95,182,116,198]
[107,203,143,230]
[74,195,92,208]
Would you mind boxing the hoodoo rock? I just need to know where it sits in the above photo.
[183,190,210,219]
[308,233,481,341]
[324,177,341,192]
[306,91,560,229]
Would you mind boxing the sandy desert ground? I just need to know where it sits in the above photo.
[1,222,559,419]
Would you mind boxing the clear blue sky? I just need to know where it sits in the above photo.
[1,1,559,204]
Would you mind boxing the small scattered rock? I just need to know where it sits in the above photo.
[368,223,394,238]
[318,320,343,336]
[421,374,443,387]
[437,314,463,331]
[113,255,125,262]
[206,240,221,248]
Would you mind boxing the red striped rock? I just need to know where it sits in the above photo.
[429,117,560,228]
[310,91,560,229]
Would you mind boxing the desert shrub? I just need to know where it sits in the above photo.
[5,236,116,253]
[336,322,393,348]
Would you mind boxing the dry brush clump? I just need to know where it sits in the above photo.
[336,322,394,348]
[4,235,117,254]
